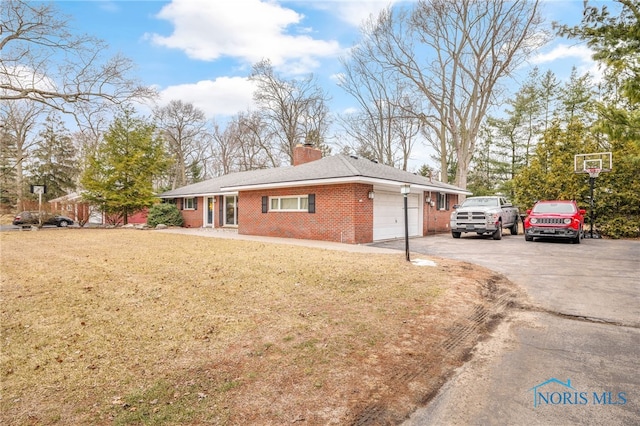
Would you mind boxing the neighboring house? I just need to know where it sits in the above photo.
[48,192,148,225]
[157,145,471,244]
[48,192,96,224]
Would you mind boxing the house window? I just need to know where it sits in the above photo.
[184,197,195,210]
[269,196,309,211]
[437,193,449,210]
[225,196,237,226]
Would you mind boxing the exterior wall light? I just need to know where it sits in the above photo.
[368,191,375,199]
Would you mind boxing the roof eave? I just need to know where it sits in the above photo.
[224,176,471,195]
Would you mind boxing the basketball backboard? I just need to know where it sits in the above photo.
[574,152,612,176]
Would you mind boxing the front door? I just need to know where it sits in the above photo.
[224,196,237,226]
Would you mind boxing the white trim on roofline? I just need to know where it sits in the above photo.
[158,191,238,199]
[223,176,472,195]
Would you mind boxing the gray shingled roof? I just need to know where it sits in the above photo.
[158,154,470,198]
[157,168,282,197]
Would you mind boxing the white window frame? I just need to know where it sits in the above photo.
[269,195,309,212]
[183,197,195,210]
[437,193,447,210]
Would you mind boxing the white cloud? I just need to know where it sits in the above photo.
[150,0,341,74]
[158,77,257,118]
[530,43,594,65]
[307,0,404,28]
[530,43,604,82]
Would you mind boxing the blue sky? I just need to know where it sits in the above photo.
[51,0,605,169]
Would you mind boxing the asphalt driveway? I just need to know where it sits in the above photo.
[373,233,640,425]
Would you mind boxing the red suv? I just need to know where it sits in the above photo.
[524,200,586,244]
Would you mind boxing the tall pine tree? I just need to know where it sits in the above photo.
[81,107,170,224]
[27,113,78,201]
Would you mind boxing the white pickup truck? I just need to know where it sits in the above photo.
[450,196,520,240]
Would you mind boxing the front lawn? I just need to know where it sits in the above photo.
[0,230,515,424]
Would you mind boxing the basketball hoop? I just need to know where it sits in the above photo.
[586,168,601,178]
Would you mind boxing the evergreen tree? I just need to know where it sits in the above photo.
[559,67,597,124]
[81,107,170,224]
[27,113,78,201]
[559,0,640,104]
[514,120,600,209]
[539,70,561,133]
[0,125,18,209]
[557,0,640,237]
[417,164,433,179]
[474,68,555,198]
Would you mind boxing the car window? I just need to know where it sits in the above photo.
[532,203,576,214]
[462,198,498,207]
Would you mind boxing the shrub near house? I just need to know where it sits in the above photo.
[147,203,184,227]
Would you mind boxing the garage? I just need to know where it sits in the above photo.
[373,191,421,241]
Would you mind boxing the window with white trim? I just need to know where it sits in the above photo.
[437,193,448,210]
[183,197,195,210]
[269,195,309,211]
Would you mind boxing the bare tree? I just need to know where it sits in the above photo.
[153,100,209,189]
[250,59,331,165]
[0,99,45,210]
[209,111,277,176]
[210,121,238,176]
[338,40,422,170]
[363,0,546,187]
[233,111,278,170]
[0,0,154,114]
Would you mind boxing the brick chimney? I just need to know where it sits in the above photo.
[293,143,322,166]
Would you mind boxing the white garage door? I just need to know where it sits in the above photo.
[373,192,420,241]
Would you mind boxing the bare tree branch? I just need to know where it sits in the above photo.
[1,0,155,115]
[362,0,547,187]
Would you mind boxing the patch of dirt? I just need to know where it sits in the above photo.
[345,260,525,425]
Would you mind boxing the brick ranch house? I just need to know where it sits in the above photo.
[157,145,471,244]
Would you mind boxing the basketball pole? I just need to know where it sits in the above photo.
[589,175,595,239]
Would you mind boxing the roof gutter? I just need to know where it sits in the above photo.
[224,176,472,195]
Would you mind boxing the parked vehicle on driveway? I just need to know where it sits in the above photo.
[523,200,585,243]
[12,211,74,227]
[450,196,520,240]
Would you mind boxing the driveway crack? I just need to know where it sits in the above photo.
[516,304,640,329]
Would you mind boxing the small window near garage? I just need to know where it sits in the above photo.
[437,193,449,210]
[183,197,196,210]
[269,195,309,212]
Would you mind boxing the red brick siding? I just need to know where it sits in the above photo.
[422,192,459,235]
[175,188,458,240]
[238,183,374,244]
[178,198,204,228]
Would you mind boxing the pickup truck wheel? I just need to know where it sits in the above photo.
[492,225,502,240]
[510,221,518,235]
[452,231,461,239]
